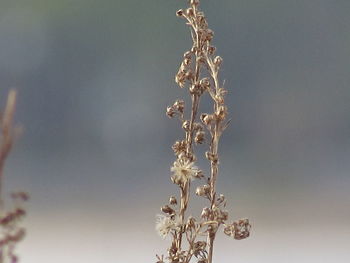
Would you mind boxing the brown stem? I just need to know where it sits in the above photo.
[207,234,215,263]
[178,11,203,251]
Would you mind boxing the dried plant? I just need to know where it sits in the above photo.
[155,1,250,263]
[0,90,28,263]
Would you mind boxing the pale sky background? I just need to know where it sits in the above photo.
[0,0,350,262]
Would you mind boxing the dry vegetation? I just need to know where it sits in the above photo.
[0,90,28,263]
[155,1,250,263]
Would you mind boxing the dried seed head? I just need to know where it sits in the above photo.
[182,120,190,131]
[185,70,193,81]
[200,78,210,89]
[186,216,196,229]
[166,106,176,118]
[193,242,206,258]
[169,196,177,205]
[224,219,251,240]
[200,113,213,126]
[190,0,200,6]
[183,51,192,59]
[205,151,219,163]
[197,56,206,65]
[208,46,216,55]
[205,29,214,41]
[196,184,210,197]
[216,105,227,120]
[194,169,204,179]
[217,194,225,204]
[172,140,186,156]
[183,58,191,66]
[176,9,184,17]
[201,207,210,219]
[195,131,205,144]
[214,56,223,66]
[161,205,175,215]
[186,8,194,17]
[173,100,185,113]
[217,210,229,222]
[215,95,224,104]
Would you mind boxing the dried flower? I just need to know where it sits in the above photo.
[205,151,218,163]
[215,105,227,120]
[195,131,205,144]
[200,114,213,126]
[182,120,190,131]
[223,219,251,240]
[166,106,176,118]
[213,56,223,66]
[201,207,210,219]
[172,140,187,156]
[171,159,200,185]
[186,8,194,17]
[196,185,210,197]
[156,215,181,239]
[176,9,184,17]
[161,205,175,215]
[173,100,185,113]
[190,0,200,6]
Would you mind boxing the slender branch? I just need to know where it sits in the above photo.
[155,2,251,263]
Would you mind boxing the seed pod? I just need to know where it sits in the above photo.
[194,169,204,179]
[172,140,186,155]
[205,151,218,163]
[208,46,216,55]
[214,56,223,66]
[196,186,205,197]
[161,205,174,215]
[205,29,214,41]
[216,105,227,120]
[218,210,228,222]
[173,100,185,113]
[195,131,205,144]
[196,185,210,197]
[186,8,194,17]
[200,78,210,89]
[183,51,192,59]
[182,120,190,131]
[190,0,200,6]
[186,216,196,229]
[200,114,212,125]
[176,9,184,17]
[217,194,225,204]
[166,106,176,118]
[169,196,177,205]
[201,207,210,218]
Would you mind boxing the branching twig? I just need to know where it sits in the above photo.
[156,1,251,263]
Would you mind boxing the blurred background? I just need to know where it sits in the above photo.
[1,0,350,262]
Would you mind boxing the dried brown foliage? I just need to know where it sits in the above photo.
[155,1,251,263]
[0,90,28,263]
